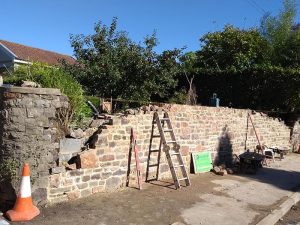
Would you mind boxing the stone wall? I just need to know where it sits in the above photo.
[0,86,68,206]
[291,119,300,151]
[48,105,291,203]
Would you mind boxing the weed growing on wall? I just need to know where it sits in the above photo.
[0,159,17,183]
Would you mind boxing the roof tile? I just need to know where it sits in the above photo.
[0,40,76,66]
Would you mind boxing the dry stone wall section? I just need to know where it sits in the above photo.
[48,105,291,204]
[0,86,68,206]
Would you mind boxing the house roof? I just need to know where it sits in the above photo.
[0,40,76,66]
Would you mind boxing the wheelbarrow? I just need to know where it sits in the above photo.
[238,151,265,174]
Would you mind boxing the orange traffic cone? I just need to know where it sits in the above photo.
[6,163,40,221]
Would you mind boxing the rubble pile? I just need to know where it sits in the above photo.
[212,164,235,176]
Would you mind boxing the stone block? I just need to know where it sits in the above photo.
[82,175,91,182]
[77,149,97,169]
[77,183,88,189]
[113,169,126,176]
[32,188,47,205]
[49,174,61,188]
[60,138,82,154]
[159,164,170,173]
[96,148,105,156]
[100,154,115,162]
[69,169,84,176]
[50,166,66,174]
[81,189,92,197]
[121,118,129,125]
[67,191,80,200]
[109,142,116,148]
[89,181,99,188]
[26,108,43,118]
[66,164,77,170]
[102,172,112,179]
[25,124,44,135]
[92,186,104,194]
[105,177,121,190]
[49,186,72,194]
[43,108,56,118]
[62,178,73,186]
[91,174,101,180]
[180,146,190,156]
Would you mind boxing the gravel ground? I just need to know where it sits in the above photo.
[276,202,300,225]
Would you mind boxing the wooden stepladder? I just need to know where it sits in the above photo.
[146,112,191,189]
[126,128,142,190]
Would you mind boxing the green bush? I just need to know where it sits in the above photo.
[4,63,92,126]
[85,96,101,109]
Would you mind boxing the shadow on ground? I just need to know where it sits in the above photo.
[236,164,300,192]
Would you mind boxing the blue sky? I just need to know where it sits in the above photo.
[1,0,300,56]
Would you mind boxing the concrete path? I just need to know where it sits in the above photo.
[2,154,300,225]
[181,154,300,225]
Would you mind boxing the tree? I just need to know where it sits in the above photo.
[64,18,181,103]
[260,0,300,67]
[179,52,198,105]
[197,25,270,71]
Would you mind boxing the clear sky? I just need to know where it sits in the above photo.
[1,0,300,57]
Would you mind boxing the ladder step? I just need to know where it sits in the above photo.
[163,129,173,132]
[173,164,184,168]
[148,164,159,167]
[150,148,160,152]
[170,152,180,156]
[146,178,157,182]
[178,177,189,181]
[160,118,170,121]
[152,135,161,138]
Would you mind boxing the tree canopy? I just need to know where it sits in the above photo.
[64,18,181,102]
[63,0,300,112]
[197,26,270,71]
[260,0,300,67]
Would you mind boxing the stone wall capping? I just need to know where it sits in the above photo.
[0,86,62,95]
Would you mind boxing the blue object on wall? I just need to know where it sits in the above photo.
[210,93,220,107]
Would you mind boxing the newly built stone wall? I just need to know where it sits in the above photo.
[0,86,68,206]
[48,105,291,203]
